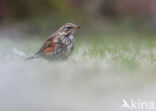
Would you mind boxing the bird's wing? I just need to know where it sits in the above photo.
[35,34,59,55]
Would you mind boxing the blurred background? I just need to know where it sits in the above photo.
[1,0,156,37]
[0,0,156,111]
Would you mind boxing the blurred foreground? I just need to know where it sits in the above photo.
[0,31,156,111]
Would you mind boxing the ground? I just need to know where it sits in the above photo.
[0,31,156,111]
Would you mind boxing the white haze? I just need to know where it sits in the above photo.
[0,32,156,111]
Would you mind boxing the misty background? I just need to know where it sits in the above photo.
[0,0,156,111]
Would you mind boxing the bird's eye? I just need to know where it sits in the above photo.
[66,26,72,29]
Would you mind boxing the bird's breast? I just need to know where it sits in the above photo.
[61,35,74,45]
[60,35,74,59]
[43,35,74,60]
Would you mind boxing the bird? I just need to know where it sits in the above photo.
[27,23,80,61]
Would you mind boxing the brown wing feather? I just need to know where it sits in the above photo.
[42,39,55,54]
[36,34,58,55]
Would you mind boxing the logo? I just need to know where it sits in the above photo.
[121,99,155,111]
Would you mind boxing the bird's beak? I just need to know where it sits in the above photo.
[73,25,80,30]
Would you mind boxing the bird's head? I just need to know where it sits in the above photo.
[57,23,80,35]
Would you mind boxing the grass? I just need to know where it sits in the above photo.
[0,31,156,111]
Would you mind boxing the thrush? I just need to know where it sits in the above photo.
[27,23,80,61]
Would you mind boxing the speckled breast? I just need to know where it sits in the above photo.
[59,35,74,60]
[43,35,74,61]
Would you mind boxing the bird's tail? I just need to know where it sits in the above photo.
[26,54,39,60]
[26,50,42,60]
